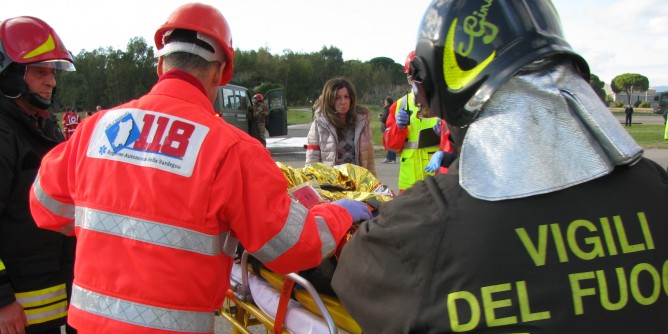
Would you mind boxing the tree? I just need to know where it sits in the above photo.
[369,57,396,70]
[588,74,606,103]
[54,37,408,110]
[610,73,649,106]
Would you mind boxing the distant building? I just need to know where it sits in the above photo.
[604,84,657,104]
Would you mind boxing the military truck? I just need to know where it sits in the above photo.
[652,91,668,121]
[213,84,287,143]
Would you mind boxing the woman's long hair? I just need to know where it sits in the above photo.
[318,77,368,132]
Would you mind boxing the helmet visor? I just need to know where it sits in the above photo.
[30,59,76,71]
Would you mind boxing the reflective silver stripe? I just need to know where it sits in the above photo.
[24,301,68,325]
[402,141,439,150]
[76,207,230,256]
[251,200,307,263]
[402,141,419,150]
[315,217,336,259]
[221,232,239,257]
[32,172,75,219]
[15,284,67,308]
[71,285,213,333]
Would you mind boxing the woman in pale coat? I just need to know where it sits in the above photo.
[305,77,376,175]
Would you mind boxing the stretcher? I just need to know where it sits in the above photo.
[217,162,393,333]
[218,251,361,334]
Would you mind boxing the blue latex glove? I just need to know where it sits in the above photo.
[425,151,444,173]
[433,119,443,135]
[332,199,372,222]
[396,109,410,129]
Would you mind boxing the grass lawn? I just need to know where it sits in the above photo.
[625,124,668,149]
[290,107,668,149]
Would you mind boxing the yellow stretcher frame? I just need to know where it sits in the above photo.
[218,251,358,334]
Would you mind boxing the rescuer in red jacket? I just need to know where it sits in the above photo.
[29,3,370,334]
[61,107,80,140]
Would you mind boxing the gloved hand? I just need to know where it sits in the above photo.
[433,119,443,135]
[332,199,372,222]
[396,109,410,129]
[425,151,444,173]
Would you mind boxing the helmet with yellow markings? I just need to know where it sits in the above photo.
[0,16,74,108]
[0,16,75,74]
[410,0,589,126]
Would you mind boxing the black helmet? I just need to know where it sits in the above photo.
[410,0,589,127]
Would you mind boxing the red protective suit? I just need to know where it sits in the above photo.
[438,120,452,174]
[61,110,79,140]
[30,70,352,334]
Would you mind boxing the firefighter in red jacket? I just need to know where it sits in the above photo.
[61,107,79,140]
[0,16,77,334]
[333,0,668,332]
[29,3,370,334]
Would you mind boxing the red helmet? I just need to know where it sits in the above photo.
[0,16,75,74]
[253,93,263,102]
[403,50,416,74]
[155,3,234,85]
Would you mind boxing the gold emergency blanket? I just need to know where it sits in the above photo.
[276,162,394,204]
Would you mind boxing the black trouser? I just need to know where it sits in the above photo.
[32,325,76,334]
[625,113,632,126]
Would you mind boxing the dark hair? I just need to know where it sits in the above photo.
[320,77,361,129]
[385,97,394,105]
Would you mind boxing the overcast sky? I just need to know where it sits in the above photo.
[4,0,668,87]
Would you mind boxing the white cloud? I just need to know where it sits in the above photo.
[555,0,668,87]
[3,0,667,86]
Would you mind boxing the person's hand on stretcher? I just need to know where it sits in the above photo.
[331,198,372,222]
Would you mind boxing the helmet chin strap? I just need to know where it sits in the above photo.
[27,92,52,109]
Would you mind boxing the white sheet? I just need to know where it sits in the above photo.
[231,264,350,334]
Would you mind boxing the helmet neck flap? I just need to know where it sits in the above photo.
[458,62,642,201]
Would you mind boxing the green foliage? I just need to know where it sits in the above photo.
[254,83,282,96]
[610,73,650,105]
[54,38,410,112]
[639,101,651,108]
[54,37,157,112]
[589,74,606,102]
